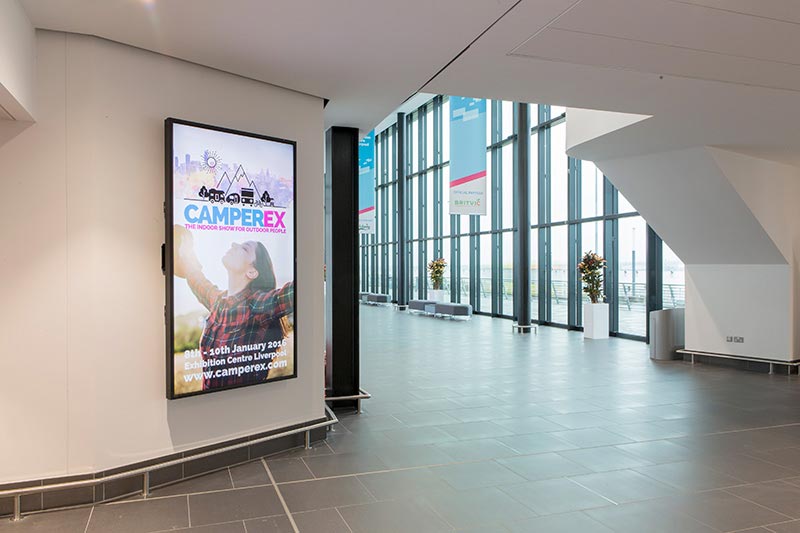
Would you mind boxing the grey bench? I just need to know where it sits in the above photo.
[434,302,472,319]
[408,300,437,313]
[360,293,390,305]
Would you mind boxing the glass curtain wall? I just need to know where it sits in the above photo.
[359,95,685,341]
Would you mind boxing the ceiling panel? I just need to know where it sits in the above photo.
[513,27,800,92]
[544,0,800,66]
[669,0,800,24]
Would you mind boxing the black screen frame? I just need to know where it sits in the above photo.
[164,117,298,400]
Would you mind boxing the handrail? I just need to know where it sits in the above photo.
[2,406,339,522]
[325,388,371,414]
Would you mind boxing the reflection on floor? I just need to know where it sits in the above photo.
[5,305,800,532]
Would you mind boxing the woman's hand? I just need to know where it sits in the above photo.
[173,225,202,278]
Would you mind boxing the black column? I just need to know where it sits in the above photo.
[396,113,408,309]
[514,103,532,330]
[325,126,359,409]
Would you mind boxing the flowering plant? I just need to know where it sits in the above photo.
[578,251,606,304]
[428,258,447,290]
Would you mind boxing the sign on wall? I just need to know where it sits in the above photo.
[358,130,376,233]
[165,118,297,399]
[449,97,487,215]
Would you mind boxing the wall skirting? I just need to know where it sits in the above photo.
[0,418,328,517]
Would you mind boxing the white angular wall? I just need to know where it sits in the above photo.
[568,109,800,361]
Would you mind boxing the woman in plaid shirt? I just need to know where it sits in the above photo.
[176,229,294,391]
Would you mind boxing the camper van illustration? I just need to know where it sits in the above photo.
[225,192,240,204]
[207,189,225,203]
[241,188,255,205]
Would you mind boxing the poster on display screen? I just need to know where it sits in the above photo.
[165,118,297,399]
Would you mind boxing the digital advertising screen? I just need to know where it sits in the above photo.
[165,118,296,399]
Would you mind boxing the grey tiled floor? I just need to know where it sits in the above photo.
[6,306,800,532]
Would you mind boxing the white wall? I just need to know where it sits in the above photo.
[565,107,650,155]
[0,0,36,121]
[0,31,325,483]
[592,147,786,266]
[686,265,792,360]
[567,109,800,362]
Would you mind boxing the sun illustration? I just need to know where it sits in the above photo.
[201,150,221,173]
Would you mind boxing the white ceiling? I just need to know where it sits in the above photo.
[425,0,800,165]
[20,0,516,132]
[18,0,800,164]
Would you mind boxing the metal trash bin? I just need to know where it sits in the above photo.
[650,308,685,361]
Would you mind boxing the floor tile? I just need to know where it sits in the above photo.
[615,440,694,464]
[438,421,514,440]
[498,453,590,481]
[728,481,800,519]
[442,407,509,423]
[634,461,743,491]
[170,522,247,533]
[504,511,615,532]
[188,486,284,525]
[500,478,613,515]
[379,427,457,447]
[338,414,407,433]
[229,461,270,488]
[700,453,797,483]
[302,452,388,478]
[543,412,608,430]
[749,448,800,471]
[337,498,452,533]
[421,486,536,530]
[278,477,374,513]
[372,444,454,469]
[289,509,351,533]
[435,438,518,462]
[243,515,294,532]
[558,446,653,473]
[357,469,452,501]
[87,497,189,533]
[585,499,717,533]
[676,490,791,532]
[767,520,800,532]
[569,469,678,504]
[392,411,461,428]
[264,458,314,484]
[549,428,634,448]
[497,433,578,455]
[431,460,525,490]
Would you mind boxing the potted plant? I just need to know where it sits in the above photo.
[427,257,448,302]
[578,251,608,339]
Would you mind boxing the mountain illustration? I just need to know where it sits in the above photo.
[224,164,262,199]
[215,171,233,192]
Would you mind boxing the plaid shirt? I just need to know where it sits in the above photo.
[187,271,294,390]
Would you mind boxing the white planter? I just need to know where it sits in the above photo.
[583,302,609,339]
[429,289,448,302]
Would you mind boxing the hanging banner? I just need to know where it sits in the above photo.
[449,97,487,215]
[358,130,376,233]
